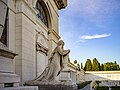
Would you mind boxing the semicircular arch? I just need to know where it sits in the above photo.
[36,0,52,28]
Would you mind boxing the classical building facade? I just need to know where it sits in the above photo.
[3,0,67,84]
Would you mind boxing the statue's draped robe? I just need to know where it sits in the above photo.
[34,45,69,82]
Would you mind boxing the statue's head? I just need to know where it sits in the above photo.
[57,40,64,46]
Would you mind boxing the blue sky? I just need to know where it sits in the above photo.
[59,0,120,66]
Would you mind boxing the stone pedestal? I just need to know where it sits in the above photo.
[0,43,20,88]
[59,69,77,90]
[59,54,76,85]
[37,84,77,90]
[58,54,77,89]
[0,86,38,90]
[26,82,77,90]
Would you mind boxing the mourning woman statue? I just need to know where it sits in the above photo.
[26,40,70,85]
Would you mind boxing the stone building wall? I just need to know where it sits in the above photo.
[6,0,67,84]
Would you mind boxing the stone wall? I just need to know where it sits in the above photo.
[7,0,61,84]
[85,71,120,81]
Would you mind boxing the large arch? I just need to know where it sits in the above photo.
[36,0,52,28]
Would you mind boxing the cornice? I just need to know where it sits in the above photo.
[0,48,17,59]
[54,0,67,10]
[68,62,77,70]
[48,29,60,40]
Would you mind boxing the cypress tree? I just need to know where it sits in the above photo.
[92,58,100,71]
[84,59,92,71]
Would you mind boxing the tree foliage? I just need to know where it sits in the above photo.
[81,62,83,69]
[74,60,77,64]
[100,64,104,71]
[92,58,100,71]
[84,59,92,71]
[77,63,80,71]
[83,58,120,71]
[104,61,120,71]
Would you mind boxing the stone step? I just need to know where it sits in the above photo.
[0,86,38,90]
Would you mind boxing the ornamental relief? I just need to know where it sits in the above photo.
[36,42,48,56]
[36,31,47,46]
[36,31,48,55]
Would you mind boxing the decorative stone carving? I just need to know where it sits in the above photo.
[32,0,37,8]
[26,40,70,84]
[25,40,77,89]
[36,31,48,55]
[54,0,67,10]
[36,42,48,56]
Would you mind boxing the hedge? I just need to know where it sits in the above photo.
[95,86,109,90]
[111,86,120,90]
[77,81,92,89]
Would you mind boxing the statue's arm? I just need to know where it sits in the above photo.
[57,46,70,56]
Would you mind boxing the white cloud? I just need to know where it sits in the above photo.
[81,34,111,40]
[75,39,86,44]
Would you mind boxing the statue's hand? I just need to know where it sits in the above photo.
[68,49,70,53]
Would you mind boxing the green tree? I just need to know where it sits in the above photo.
[77,63,80,71]
[104,61,120,71]
[100,64,104,71]
[92,58,100,71]
[74,60,77,64]
[81,62,83,69]
[84,59,92,71]
[113,61,120,70]
[104,62,114,71]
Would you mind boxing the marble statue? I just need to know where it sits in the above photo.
[35,40,70,82]
[26,40,70,85]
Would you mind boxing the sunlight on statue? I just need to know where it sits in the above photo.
[26,40,70,85]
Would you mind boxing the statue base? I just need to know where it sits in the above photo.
[0,43,20,88]
[0,86,38,90]
[25,69,77,90]
[26,83,77,90]
[38,84,77,90]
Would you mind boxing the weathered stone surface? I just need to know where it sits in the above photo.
[0,47,20,88]
[0,0,8,38]
[0,86,38,90]
[0,48,17,73]
[27,84,77,90]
